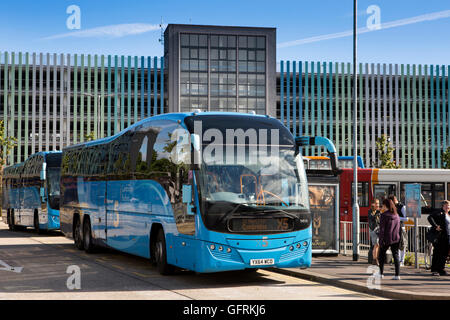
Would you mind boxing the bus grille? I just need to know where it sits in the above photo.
[279,246,307,262]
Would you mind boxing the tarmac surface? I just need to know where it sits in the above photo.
[0,222,383,300]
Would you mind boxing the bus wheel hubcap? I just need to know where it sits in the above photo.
[156,242,163,263]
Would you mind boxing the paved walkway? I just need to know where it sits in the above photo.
[273,255,450,300]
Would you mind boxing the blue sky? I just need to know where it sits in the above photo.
[1,0,449,65]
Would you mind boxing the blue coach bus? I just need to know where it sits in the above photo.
[2,151,62,232]
[60,112,338,274]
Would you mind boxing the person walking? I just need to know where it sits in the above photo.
[378,198,401,280]
[368,199,381,265]
[389,195,409,266]
[428,200,450,276]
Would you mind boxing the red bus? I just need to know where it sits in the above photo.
[339,168,450,226]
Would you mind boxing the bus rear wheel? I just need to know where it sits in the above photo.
[9,209,16,231]
[73,217,84,250]
[154,229,174,275]
[7,209,12,231]
[34,211,42,234]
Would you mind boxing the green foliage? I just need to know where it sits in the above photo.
[442,146,450,169]
[0,120,17,212]
[84,132,95,141]
[374,135,400,169]
[0,120,17,169]
[403,252,415,266]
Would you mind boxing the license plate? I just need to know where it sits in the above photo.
[250,258,275,266]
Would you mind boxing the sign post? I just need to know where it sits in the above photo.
[404,184,421,269]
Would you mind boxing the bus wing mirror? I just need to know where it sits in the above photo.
[182,184,192,204]
[40,187,46,202]
[40,163,47,180]
[295,136,341,176]
[329,152,339,175]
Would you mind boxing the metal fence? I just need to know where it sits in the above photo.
[339,221,432,263]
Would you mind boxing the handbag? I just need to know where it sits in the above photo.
[399,228,407,250]
[426,228,440,245]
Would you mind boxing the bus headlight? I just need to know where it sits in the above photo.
[303,241,308,247]
[210,244,215,251]
[226,248,231,253]
[296,243,301,249]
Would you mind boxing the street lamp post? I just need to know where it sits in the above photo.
[81,92,115,139]
[352,0,360,261]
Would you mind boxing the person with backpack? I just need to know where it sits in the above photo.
[428,200,450,276]
[378,198,402,280]
[389,195,409,266]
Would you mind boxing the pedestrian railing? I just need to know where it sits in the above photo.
[339,221,431,261]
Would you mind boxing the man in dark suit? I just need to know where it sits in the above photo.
[427,200,450,276]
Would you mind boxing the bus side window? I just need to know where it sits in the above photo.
[151,120,194,235]
[108,132,132,180]
[448,183,450,201]
[352,182,369,207]
[434,183,445,209]
[129,125,158,180]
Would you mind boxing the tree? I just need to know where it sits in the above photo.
[374,134,400,169]
[0,120,17,171]
[442,147,450,169]
[84,132,95,141]
[0,120,17,211]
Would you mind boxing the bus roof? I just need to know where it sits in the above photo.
[63,112,276,151]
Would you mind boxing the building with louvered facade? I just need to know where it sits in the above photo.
[1,24,449,168]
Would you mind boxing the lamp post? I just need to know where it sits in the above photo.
[81,92,115,139]
[352,0,360,261]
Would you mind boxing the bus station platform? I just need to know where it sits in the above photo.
[273,255,450,300]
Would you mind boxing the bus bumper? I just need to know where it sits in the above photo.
[194,238,312,273]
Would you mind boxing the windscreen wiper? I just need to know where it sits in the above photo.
[251,208,298,220]
[216,202,249,225]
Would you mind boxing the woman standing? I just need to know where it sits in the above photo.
[428,200,450,276]
[378,198,401,280]
[368,199,381,265]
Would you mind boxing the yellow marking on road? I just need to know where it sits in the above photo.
[132,272,157,278]
[112,264,125,270]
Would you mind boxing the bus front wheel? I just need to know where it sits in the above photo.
[73,217,84,250]
[83,218,95,253]
[154,229,174,275]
